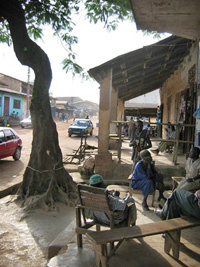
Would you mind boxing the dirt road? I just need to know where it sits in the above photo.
[0,117,98,191]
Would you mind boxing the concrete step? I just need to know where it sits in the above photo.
[48,218,76,259]
[0,164,184,200]
[64,164,80,173]
[69,172,89,184]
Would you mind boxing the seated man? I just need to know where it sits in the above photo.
[85,174,137,226]
[155,188,200,220]
[177,147,200,193]
[131,150,166,211]
[151,123,175,155]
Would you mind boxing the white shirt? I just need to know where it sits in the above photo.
[185,157,200,179]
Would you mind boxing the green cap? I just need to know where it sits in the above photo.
[89,174,103,185]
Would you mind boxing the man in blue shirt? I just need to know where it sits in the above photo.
[131,150,166,211]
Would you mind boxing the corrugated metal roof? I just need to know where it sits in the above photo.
[88,36,194,101]
[130,0,200,40]
[125,102,157,108]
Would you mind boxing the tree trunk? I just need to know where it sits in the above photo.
[0,0,77,209]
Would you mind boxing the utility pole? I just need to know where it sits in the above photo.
[26,67,30,117]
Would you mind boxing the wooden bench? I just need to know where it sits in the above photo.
[171,176,184,191]
[86,216,200,267]
[128,174,155,206]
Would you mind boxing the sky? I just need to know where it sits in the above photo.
[0,15,168,104]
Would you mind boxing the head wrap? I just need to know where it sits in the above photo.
[140,149,151,159]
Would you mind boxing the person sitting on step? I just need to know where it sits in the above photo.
[151,122,175,155]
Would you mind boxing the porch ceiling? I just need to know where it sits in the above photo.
[125,107,157,117]
[130,0,200,40]
[88,36,194,101]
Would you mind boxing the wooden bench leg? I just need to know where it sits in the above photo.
[93,243,109,267]
[77,233,82,248]
[151,191,155,206]
[96,225,101,231]
[110,242,114,253]
[164,230,181,259]
[172,180,178,192]
[76,207,82,248]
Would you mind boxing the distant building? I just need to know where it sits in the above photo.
[55,96,99,119]
[0,73,33,123]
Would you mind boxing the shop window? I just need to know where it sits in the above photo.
[13,99,21,109]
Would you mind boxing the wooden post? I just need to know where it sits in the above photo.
[173,123,180,165]
[118,122,122,163]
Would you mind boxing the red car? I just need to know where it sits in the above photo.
[0,127,22,160]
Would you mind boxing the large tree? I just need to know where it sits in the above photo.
[0,0,132,210]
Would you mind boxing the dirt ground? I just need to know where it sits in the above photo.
[0,117,99,191]
[0,117,98,267]
[0,194,77,267]
[1,118,199,267]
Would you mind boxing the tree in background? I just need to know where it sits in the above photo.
[0,0,132,210]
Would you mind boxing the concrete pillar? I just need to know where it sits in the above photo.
[95,68,113,178]
[98,69,112,153]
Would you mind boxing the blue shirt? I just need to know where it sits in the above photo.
[132,160,153,182]
[131,160,156,196]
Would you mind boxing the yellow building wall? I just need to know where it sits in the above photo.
[160,42,198,137]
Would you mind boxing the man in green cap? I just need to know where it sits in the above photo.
[89,174,104,187]
[85,174,137,226]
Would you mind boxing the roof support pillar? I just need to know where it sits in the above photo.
[95,68,113,178]
[98,68,112,153]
